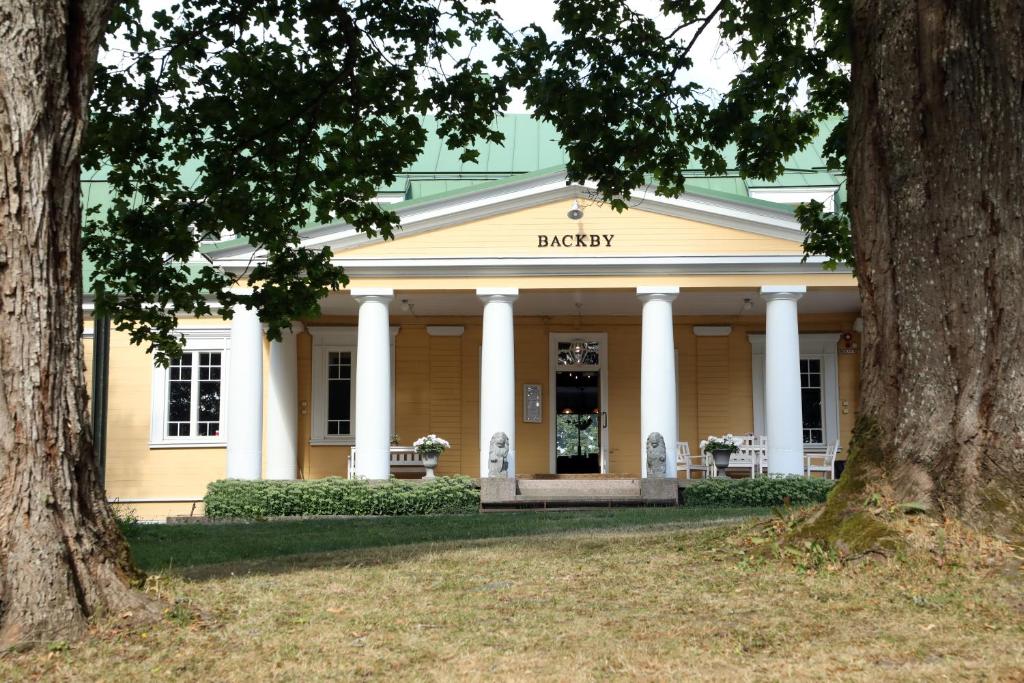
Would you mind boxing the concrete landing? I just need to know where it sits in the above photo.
[480,477,679,510]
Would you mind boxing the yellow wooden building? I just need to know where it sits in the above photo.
[83,116,859,520]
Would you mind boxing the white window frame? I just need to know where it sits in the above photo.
[749,333,840,451]
[799,356,827,445]
[308,326,398,446]
[149,328,231,449]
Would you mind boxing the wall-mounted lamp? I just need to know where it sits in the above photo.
[567,200,584,220]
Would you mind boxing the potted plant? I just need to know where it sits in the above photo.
[413,434,451,479]
[700,434,742,478]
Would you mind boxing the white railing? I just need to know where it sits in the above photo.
[347,446,423,479]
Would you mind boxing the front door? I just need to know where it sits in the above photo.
[550,333,609,474]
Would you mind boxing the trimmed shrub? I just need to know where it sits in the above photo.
[204,476,479,519]
[685,476,834,508]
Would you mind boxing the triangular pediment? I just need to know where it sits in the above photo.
[336,196,803,259]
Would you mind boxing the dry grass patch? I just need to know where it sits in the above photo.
[2,515,1023,682]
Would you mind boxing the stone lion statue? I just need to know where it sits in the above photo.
[646,432,667,477]
[488,431,510,477]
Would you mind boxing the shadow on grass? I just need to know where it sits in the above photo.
[127,507,768,580]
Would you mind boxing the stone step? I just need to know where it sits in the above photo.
[515,478,642,499]
[482,498,664,511]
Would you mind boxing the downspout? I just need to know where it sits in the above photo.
[90,295,111,488]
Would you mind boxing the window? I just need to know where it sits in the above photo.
[749,333,841,450]
[308,325,397,445]
[166,351,223,438]
[150,329,230,447]
[800,358,824,444]
[556,340,600,367]
[326,350,353,436]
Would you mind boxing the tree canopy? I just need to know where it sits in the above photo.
[87,0,855,362]
[87,0,512,360]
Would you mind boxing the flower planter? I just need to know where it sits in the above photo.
[712,449,732,477]
[420,451,440,479]
[413,434,451,480]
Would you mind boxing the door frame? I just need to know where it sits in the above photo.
[548,332,610,474]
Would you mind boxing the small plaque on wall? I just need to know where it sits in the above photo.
[523,384,542,423]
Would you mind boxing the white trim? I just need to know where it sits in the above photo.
[548,332,610,474]
[210,174,811,264]
[310,334,357,445]
[308,325,359,346]
[307,325,398,445]
[150,440,228,450]
[749,333,841,450]
[748,186,838,213]
[426,325,465,337]
[309,438,355,446]
[216,254,850,279]
[349,287,395,298]
[761,284,808,295]
[693,325,732,337]
[149,329,231,449]
[477,287,520,297]
[636,285,680,296]
[328,256,848,279]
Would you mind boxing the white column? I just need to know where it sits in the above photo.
[478,288,518,478]
[762,285,806,475]
[226,304,264,479]
[352,288,393,480]
[638,287,679,478]
[265,323,302,479]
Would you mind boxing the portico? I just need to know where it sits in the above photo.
[222,284,860,483]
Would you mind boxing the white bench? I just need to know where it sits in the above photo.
[347,446,423,479]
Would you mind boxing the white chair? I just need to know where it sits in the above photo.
[805,441,839,479]
[677,442,712,479]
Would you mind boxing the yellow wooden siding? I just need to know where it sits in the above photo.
[102,325,226,509]
[340,200,803,258]
[605,323,643,475]
[696,335,732,438]
[677,326,699,462]
[460,324,482,477]
[112,501,204,521]
[837,332,862,452]
[428,335,463,476]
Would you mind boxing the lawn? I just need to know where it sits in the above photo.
[126,506,765,572]
[2,508,1022,681]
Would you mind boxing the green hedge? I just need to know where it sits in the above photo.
[685,476,834,508]
[204,476,479,519]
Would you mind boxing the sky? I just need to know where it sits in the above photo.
[111,0,744,113]
[487,0,743,111]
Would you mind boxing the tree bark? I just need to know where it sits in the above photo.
[845,0,1024,536]
[0,0,159,648]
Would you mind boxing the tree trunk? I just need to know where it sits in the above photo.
[0,0,159,648]
[844,0,1024,537]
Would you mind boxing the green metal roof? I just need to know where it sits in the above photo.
[408,115,569,175]
[83,114,845,283]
